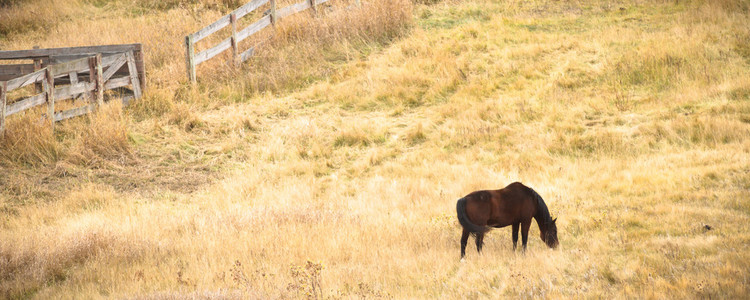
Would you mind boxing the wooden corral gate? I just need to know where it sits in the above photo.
[0,44,145,134]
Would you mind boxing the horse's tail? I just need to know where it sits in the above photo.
[456,197,488,233]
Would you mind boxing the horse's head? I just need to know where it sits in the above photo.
[540,218,559,249]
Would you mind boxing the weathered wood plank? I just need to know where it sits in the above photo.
[231,13,239,65]
[0,44,141,60]
[125,51,142,99]
[277,1,312,20]
[194,37,233,66]
[102,53,123,67]
[270,0,277,25]
[186,36,196,83]
[53,104,94,122]
[234,0,270,20]
[103,53,127,82]
[190,16,231,44]
[133,44,146,91]
[104,76,131,90]
[54,82,95,101]
[237,15,272,42]
[33,48,43,93]
[6,69,46,91]
[0,64,35,77]
[92,54,104,107]
[240,46,257,63]
[189,0,269,43]
[88,56,97,103]
[48,56,93,77]
[49,53,120,65]
[69,71,79,85]
[5,93,46,116]
[68,71,83,100]
[43,69,55,128]
[0,82,6,135]
[0,75,22,81]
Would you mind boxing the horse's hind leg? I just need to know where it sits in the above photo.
[475,232,485,254]
[460,228,470,259]
[512,222,520,251]
[521,219,531,252]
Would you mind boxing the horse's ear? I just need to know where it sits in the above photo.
[553,218,557,223]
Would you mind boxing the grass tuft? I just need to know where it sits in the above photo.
[0,114,61,167]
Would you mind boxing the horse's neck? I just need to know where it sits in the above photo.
[533,201,551,225]
[533,214,546,227]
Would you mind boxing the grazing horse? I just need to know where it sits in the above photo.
[456,182,558,259]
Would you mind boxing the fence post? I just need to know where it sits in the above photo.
[230,13,239,66]
[134,44,146,91]
[185,35,196,84]
[68,71,79,100]
[0,82,6,137]
[88,56,97,103]
[310,0,317,15]
[43,69,55,128]
[33,46,43,93]
[125,51,143,99]
[89,54,104,108]
[270,0,277,26]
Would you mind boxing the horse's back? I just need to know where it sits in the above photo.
[496,182,534,204]
[491,182,538,220]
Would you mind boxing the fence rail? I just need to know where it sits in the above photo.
[0,44,145,135]
[185,0,357,83]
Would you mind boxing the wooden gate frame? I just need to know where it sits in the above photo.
[0,44,145,90]
[0,44,145,135]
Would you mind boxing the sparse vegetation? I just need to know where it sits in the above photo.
[1,0,749,298]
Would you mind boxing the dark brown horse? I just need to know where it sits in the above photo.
[456,182,558,259]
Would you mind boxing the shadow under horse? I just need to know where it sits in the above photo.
[456,182,558,259]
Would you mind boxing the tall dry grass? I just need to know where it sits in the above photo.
[196,0,415,94]
[0,0,83,37]
[1,0,749,298]
[0,114,61,167]
[0,102,131,168]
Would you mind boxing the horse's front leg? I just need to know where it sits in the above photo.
[521,219,531,252]
[512,222,520,251]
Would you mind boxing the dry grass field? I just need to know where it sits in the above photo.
[1,0,749,298]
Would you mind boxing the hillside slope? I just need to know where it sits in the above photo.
[1,0,749,298]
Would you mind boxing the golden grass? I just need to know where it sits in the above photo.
[202,0,414,94]
[0,0,83,37]
[1,0,750,298]
[0,113,61,167]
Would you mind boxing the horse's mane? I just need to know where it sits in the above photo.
[527,186,553,225]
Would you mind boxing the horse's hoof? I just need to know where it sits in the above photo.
[460,258,466,263]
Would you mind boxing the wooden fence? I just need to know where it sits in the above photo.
[0,44,145,135]
[185,0,359,83]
